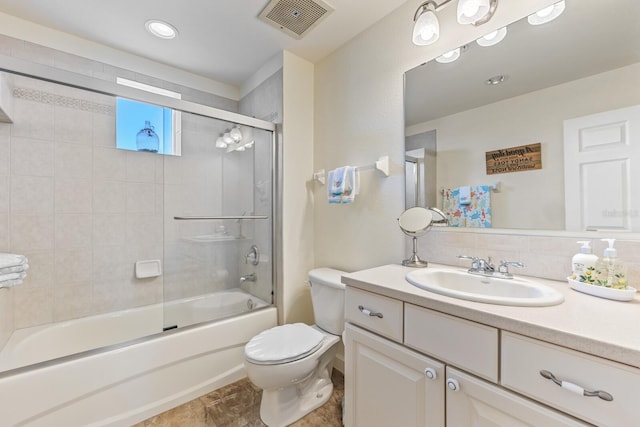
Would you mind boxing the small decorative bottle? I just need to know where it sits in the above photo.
[595,238,628,289]
[136,120,159,152]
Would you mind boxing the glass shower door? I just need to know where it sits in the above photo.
[162,112,274,330]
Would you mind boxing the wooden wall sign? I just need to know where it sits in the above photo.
[485,142,542,175]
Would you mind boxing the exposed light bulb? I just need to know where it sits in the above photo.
[477,27,507,47]
[435,47,461,64]
[461,1,481,18]
[229,127,242,142]
[215,137,227,148]
[536,5,555,18]
[412,7,439,46]
[528,1,565,25]
[457,0,491,25]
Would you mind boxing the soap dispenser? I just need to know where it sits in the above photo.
[571,241,598,282]
[595,238,628,289]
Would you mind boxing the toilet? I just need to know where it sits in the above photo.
[243,267,346,427]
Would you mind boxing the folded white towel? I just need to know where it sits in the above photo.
[0,278,24,289]
[0,253,28,269]
[0,272,27,283]
[0,263,29,275]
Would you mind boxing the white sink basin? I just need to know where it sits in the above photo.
[406,269,564,307]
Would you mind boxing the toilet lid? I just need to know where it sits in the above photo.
[245,323,325,365]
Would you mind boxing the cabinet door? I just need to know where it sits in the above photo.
[445,367,588,427]
[344,323,445,427]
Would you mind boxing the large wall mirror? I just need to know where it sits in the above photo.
[404,0,640,232]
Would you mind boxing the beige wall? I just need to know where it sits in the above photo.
[406,63,640,230]
[281,51,315,325]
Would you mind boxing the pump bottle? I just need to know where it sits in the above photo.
[595,238,628,289]
[571,241,598,282]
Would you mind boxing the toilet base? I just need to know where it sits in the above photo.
[260,372,334,426]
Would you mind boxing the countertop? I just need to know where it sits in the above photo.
[342,263,640,369]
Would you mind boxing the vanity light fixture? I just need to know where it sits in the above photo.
[413,0,498,46]
[215,137,228,148]
[527,0,565,26]
[145,19,178,39]
[476,26,507,47]
[435,47,461,63]
[412,1,441,46]
[217,126,256,152]
[457,0,498,26]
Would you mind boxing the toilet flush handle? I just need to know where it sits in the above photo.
[358,305,383,318]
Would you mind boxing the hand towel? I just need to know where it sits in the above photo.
[0,253,27,269]
[0,263,29,275]
[328,166,358,204]
[340,166,358,203]
[458,186,471,205]
[0,278,24,289]
[0,272,27,283]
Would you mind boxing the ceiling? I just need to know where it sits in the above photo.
[0,0,408,87]
[404,0,640,127]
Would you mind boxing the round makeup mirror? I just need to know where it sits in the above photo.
[398,207,433,236]
[398,207,433,268]
[398,207,449,268]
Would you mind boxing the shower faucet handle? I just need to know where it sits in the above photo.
[245,245,260,266]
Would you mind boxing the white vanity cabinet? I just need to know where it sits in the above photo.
[344,324,445,427]
[344,286,593,427]
[445,367,586,426]
[502,332,640,426]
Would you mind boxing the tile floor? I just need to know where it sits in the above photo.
[134,369,344,427]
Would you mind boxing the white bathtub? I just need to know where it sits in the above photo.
[0,289,276,426]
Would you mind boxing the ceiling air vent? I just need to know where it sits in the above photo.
[258,0,334,39]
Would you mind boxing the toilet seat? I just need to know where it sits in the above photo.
[245,323,325,365]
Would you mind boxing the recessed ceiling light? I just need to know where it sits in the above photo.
[145,20,178,39]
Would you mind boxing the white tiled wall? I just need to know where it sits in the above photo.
[4,74,162,328]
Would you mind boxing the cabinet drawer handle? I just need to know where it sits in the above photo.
[358,305,383,318]
[539,370,613,401]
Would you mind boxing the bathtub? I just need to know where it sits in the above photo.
[0,289,276,426]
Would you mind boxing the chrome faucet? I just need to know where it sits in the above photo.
[497,260,525,278]
[458,255,524,279]
[240,273,256,283]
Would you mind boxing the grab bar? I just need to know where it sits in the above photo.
[174,215,268,221]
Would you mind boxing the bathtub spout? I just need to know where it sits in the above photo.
[240,273,256,283]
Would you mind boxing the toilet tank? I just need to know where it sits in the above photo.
[309,268,346,335]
